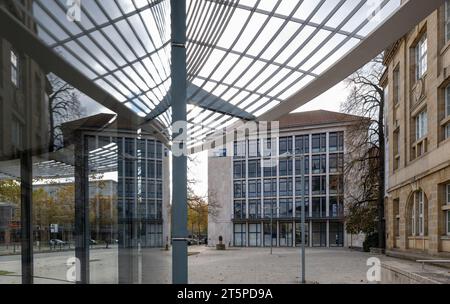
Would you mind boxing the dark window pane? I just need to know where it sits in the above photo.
[329,222,344,247]
[295,156,309,175]
[312,222,327,247]
[279,137,293,155]
[147,140,155,158]
[295,177,309,196]
[248,160,260,178]
[125,138,135,156]
[295,135,309,154]
[312,133,326,153]
[312,176,326,195]
[295,198,310,218]
[248,139,260,157]
[312,197,326,218]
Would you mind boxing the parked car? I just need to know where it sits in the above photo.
[89,239,97,245]
[49,239,66,246]
[187,238,199,246]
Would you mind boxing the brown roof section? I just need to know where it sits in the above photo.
[277,110,366,129]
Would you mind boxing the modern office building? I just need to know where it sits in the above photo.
[383,0,450,255]
[60,114,172,250]
[208,110,366,248]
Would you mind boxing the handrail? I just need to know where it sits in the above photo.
[416,259,450,270]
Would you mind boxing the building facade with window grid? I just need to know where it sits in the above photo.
[208,110,365,248]
[0,0,50,162]
[383,1,450,255]
[82,132,171,248]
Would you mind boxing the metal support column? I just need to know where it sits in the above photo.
[300,154,306,284]
[20,149,33,284]
[74,132,90,284]
[171,0,188,284]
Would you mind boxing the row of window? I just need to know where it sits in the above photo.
[233,153,344,179]
[234,175,343,198]
[233,196,344,219]
[118,138,164,159]
[391,17,450,166]
[118,160,163,178]
[87,136,164,160]
[392,91,450,167]
[393,185,450,237]
[233,222,344,247]
[233,132,344,158]
[141,224,163,247]
[118,200,163,220]
[117,179,163,199]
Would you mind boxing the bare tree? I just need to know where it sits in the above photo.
[341,55,386,249]
[207,190,221,220]
[47,74,84,151]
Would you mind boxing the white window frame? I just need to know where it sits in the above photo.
[10,50,19,87]
[418,191,424,236]
[415,35,428,80]
[415,110,428,141]
[412,191,425,236]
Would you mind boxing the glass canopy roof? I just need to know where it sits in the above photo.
[11,0,401,148]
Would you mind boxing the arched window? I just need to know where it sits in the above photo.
[409,190,427,236]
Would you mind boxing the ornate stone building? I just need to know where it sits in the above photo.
[383,1,450,255]
[0,0,50,161]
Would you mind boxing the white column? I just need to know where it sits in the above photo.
[245,140,249,247]
[326,132,330,218]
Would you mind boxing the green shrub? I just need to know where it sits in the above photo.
[363,232,379,252]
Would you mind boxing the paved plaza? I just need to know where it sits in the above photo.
[0,246,448,284]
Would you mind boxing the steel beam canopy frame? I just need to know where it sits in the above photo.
[192,0,446,153]
[259,0,446,122]
[0,0,404,148]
